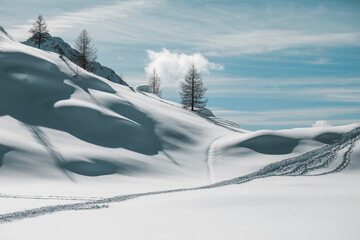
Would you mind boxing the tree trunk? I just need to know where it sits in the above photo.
[191,73,194,111]
[82,55,86,70]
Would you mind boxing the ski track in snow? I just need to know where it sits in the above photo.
[206,134,239,182]
[206,138,220,182]
[0,127,359,225]
[0,193,102,201]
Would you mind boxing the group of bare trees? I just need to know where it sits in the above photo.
[29,15,97,71]
[30,15,207,111]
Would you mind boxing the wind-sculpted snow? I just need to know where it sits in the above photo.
[208,127,360,187]
[1,127,358,224]
[0,43,162,154]
[0,144,11,167]
[0,28,231,179]
[314,132,342,144]
[235,134,299,155]
[61,159,147,177]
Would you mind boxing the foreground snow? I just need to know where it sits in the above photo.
[0,27,360,239]
[3,172,360,240]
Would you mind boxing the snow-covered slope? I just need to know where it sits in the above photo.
[0,28,236,183]
[1,27,360,240]
[22,33,128,85]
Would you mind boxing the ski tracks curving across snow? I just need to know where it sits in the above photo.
[206,134,240,183]
[0,127,359,225]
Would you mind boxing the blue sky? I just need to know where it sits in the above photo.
[1,0,359,130]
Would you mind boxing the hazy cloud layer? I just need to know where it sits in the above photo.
[202,31,360,56]
[7,0,161,42]
[6,0,360,56]
[211,107,360,128]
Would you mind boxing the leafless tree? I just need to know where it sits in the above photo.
[74,29,97,71]
[29,15,49,49]
[180,64,207,111]
[148,68,162,97]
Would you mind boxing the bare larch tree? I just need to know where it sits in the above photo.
[148,68,162,97]
[180,64,207,111]
[29,15,49,49]
[74,29,97,71]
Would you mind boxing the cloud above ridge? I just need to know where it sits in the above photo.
[145,48,224,86]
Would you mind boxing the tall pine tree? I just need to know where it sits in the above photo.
[180,64,207,111]
[29,15,49,49]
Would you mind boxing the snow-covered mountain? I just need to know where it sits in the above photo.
[22,32,128,86]
[0,27,236,182]
[1,26,360,240]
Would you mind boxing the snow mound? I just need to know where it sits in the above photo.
[61,160,118,177]
[227,131,344,155]
[235,134,299,155]
[314,132,342,144]
[195,108,215,117]
[135,84,152,93]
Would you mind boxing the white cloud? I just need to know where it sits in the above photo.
[312,120,331,127]
[144,48,224,86]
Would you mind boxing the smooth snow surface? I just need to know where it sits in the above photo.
[1,28,360,240]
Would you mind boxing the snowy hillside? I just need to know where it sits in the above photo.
[1,27,360,240]
[22,32,128,85]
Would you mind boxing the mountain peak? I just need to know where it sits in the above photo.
[22,33,128,86]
